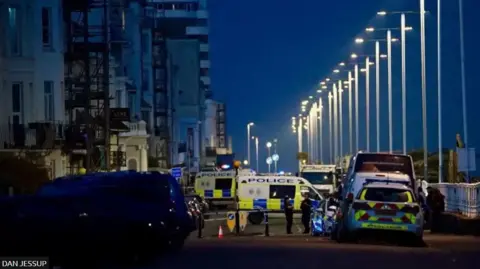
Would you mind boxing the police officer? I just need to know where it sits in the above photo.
[283,195,293,234]
[300,193,312,234]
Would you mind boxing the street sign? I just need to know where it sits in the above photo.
[171,167,182,182]
[239,211,249,232]
[226,212,236,232]
[457,148,476,172]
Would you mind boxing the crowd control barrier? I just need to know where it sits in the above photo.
[430,182,480,218]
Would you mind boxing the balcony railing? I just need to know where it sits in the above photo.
[0,122,65,150]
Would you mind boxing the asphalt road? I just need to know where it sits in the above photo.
[70,216,480,269]
[144,215,480,269]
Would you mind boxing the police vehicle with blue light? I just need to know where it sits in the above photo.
[333,178,424,244]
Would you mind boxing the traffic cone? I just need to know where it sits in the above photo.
[218,226,224,238]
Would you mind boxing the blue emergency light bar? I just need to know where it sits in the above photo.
[363,178,410,186]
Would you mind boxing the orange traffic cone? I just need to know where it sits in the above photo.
[218,225,224,238]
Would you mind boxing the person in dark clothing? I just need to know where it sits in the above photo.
[283,196,293,234]
[427,188,445,233]
[300,194,312,234]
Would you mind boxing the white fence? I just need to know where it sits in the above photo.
[430,182,480,218]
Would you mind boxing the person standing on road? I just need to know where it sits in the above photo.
[283,195,293,234]
[428,188,445,233]
[300,194,312,234]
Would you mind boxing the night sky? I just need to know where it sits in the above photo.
[208,0,480,173]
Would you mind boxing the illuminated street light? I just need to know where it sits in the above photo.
[351,53,358,59]
[377,11,387,16]
[321,85,327,89]
[333,69,340,73]
[366,27,375,32]
[243,160,249,165]
[380,54,388,58]
[266,142,272,148]
[391,38,399,42]
[339,62,345,66]
[360,68,367,72]
[405,26,413,31]
[309,96,313,99]
[325,78,330,82]
[355,38,364,44]
[317,89,322,93]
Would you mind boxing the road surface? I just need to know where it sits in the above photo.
[66,215,479,269]
[129,215,480,269]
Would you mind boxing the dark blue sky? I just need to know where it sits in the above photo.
[208,0,480,173]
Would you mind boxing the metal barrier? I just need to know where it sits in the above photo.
[430,182,480,218]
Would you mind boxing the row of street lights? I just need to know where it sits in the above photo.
[245,123,279,173]
[291,0,469,182]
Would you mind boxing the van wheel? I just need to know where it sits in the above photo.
[248,212,264,225]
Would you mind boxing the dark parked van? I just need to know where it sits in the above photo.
[0,171,193,263]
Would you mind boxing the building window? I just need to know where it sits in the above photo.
[8,7,21,56]
[42,8,53,48]
[116,89,123,107]
[12,83,24,124]
[128,93,137,120]
[44,81,54,121]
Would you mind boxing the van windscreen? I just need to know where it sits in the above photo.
[354,154,414,179]
[269,185,295,199]
[215,178,232,189]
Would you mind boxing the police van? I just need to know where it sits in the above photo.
[300,165,337,194]
[195,170,255,208]
[237,175,324,224]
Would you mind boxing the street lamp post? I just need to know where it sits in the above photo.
[298,117,303,172]
[319,98,324,163]
[253,136,259,172]
[459,0,469,181]
[437,0,443,182]
[338,80,343,157]
[272,153,279,173]
[328,93,333,164]
[333,83,338,162]
[401,14,407,155]
[387,29,393,153]
[375,41,381,152]
[247,123,254,166]
[365,57,370,152]
[266,141,272,173]
[420,0,428,181]
[347,72,353,154]
[354,64,359,152]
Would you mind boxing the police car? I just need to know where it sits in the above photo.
[237,175,324,224]
[333,179,424,244]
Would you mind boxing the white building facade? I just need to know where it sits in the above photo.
[0,0,66,177]
[0,0,64,128]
